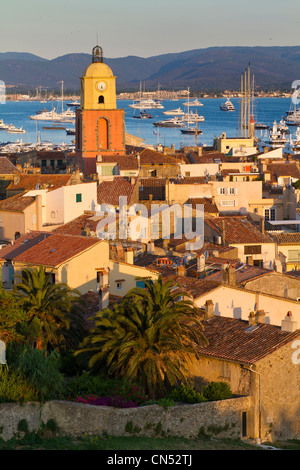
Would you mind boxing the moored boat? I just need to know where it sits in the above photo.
[220,98,235,111]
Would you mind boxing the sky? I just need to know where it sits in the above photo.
[1,0,299,59]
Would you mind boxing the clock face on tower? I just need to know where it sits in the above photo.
[96,81,107,92]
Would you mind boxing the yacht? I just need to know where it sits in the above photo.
[133,110,152,119]
[220,98,235,111]
[29,107,75,123]
[262,121,289,149]
[66,100,80,107]
[6,125,26,134]
[183,98,203,106]
[153,117,185,128]
[181,112,204,123]
[0,119,9,130]
[180,127,203,135]
[129,99,164,109]
[289,127,300,152]
[162,108,184,116]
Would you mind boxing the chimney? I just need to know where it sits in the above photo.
[228,265,235,286]
[204,299,214,319]
[221,219,226,246]
[124,248,134,264]
[163,239,169,251]
[260,216,265,234]
[35,194,43,230]
[281,311,298,332]
[248,311,256,326]
[176,265,186,277]
[222,264,235,285]
[147,241,155,253]
[255,310,265,324]
[197,254,206,272]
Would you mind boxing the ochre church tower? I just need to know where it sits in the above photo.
[75,45,125,175]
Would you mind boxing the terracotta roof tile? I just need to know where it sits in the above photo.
[97,177,138,206]
[12,233,103,267]
[271,232,300,245]
[98,155,139,171]
[189,197,219,214]
[139,149,183,165]
[0,231,52,261]
[7,174,73,192]
[53,214,99,236]
[267,163,300,182]
[205,216,274,244]
[0,192,36,212]
[163,274,221,298]
[198,316,300,364]
[0,157,19,174]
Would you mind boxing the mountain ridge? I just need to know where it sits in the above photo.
[0,46,299,92]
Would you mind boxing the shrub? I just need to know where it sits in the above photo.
[6,344,64,402]
[65,373,147,406]
[0,367,37,403]
[168,384,207,404]
[202,382,232,401]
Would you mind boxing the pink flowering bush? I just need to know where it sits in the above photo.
[75,394,137,408]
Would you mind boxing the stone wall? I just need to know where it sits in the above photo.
[0,397,251,441]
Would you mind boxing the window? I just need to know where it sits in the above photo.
[220,200,235,206]
[136,280,145,288]
[98,95,104,104]
[264,208,276,221]
[229,187,235,195]
[244,245,262,255]
[76,193,82,203]
[116,282,122,290]
[219,187,227,195]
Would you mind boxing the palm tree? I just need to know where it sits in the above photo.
[76,276,208,398]
[14,266,80,351]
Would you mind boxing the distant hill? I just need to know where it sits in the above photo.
[0,46,300,92]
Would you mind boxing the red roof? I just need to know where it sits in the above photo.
[0,192,36,212]
[97,177,138,206]
[199,316,300,364]
[11,233,104,267]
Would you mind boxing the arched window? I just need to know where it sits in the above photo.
[14,232,21,240]
[98,95,104,104]
[97,117,109,150]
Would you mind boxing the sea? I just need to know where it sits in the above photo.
[0,96,297,151]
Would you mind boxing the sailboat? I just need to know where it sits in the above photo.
[29,81,75,123]
[181,88,205,123]
[180,109,203,135]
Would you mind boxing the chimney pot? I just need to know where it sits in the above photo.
[281,311,298,332]
[204,299,214,319]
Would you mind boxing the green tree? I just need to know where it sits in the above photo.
[0,287,26,343]
[13,266,81,352]
[76,276,208,398]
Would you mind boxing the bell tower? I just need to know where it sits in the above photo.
[75,45,125,175]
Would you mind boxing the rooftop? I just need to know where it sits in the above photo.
[0,156,19,175]
[205,216,274,245]
[97,176,138,206]
[198,315,300,365]
[5,232,104,267]
[0,192,36,212]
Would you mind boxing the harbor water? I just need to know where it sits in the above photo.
[0,97,297,151]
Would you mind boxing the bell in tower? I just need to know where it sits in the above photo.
[92,45,103,63]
